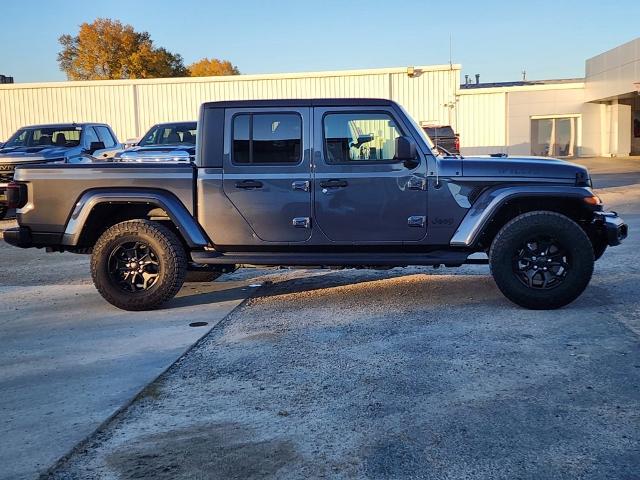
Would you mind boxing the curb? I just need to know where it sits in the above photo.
[38,281,265,479]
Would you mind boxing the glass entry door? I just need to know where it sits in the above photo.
[531,117,577,157]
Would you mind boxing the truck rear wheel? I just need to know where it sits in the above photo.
[489,211,594,309]
[91,220,187,311]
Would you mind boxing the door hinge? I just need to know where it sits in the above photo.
[292,180,310,192]
[292,217,311,229]
[408,177,427,190]
[408,215,426,228]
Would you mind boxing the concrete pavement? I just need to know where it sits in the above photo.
[0,243,262,480]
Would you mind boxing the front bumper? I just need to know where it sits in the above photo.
[592,211,628,246]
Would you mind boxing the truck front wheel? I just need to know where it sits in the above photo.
[489,211,594,309]
[91,220,187,311]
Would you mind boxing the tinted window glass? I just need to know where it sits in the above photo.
[84,127,99,146]
[232,113,301,164]
[323,112,402,163]
[140,123,197,146]
[95,126,116,148]
[5,127,82,148]
[232,115,250,164]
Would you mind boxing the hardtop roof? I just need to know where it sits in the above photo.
[201,98,397,109]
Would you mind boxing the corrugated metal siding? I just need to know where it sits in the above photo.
[0,66,460,141]
[0,84,137,141]
[392,69,459,125]
[457,92,506,149]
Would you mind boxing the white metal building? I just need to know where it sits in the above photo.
[0,65,460,143]
[0,37,638,158]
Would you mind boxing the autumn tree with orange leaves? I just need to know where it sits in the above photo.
[188,58,240,77]
[58,18,188,80]
[58,19,241,81]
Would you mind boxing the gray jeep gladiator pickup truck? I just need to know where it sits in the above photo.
[0,123,122,219]
[4,99,627,311]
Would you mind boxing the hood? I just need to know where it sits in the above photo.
[0,145,71,163]
[462,155,589,182]
[116,145,195,163]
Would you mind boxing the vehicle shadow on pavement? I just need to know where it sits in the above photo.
[168,283,255,308]
[168,267,494,310]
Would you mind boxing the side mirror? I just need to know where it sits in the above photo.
[395,136,419,168]
[87,141,105,154]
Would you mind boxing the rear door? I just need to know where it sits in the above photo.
[222,107,312,242]
[313,107,428,242]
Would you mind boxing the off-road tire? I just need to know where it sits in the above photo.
[185,270,222,283]
[0,206,7,220]
[91,220,187,311]
[489,211,594,309]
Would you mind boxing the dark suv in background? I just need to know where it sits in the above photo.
[422,125,460,155]
[115,121,197,163]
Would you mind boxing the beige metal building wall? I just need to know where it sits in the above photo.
[457,90,506,154]
[0,65,460,142]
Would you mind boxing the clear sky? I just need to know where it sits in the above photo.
[1,0,638,84]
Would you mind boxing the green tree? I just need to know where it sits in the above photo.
[58,18,187,80]
[188,58,240,77]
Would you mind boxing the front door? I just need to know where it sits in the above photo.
[222,107,312,242]
[313,107,428,242]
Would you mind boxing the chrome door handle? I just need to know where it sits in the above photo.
[292,180,310,192]
[292,217,311,228]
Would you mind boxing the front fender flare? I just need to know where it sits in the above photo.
[62,189,210,248]
[449,185,595,247]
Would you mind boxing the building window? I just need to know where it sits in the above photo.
[531,116,578,157]
[232,113,302,164]
[323,112,403,163]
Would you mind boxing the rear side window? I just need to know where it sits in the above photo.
[323,112,403,163]
[232,113,301,164]
[95,126,117,148]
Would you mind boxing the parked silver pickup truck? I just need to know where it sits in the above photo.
[4,99,627,311]
[0,123,122,218]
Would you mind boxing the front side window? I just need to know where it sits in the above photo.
[232,113,301,164]
[323,112,403,163]
[84,127,100,146]
[95,126,116,148]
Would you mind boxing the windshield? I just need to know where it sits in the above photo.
[140,122,197,146]
[396,105,439,156]
[4,126,81,148]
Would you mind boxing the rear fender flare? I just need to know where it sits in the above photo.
[62,189,209,248]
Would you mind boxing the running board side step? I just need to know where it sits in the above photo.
[191,250,486,267]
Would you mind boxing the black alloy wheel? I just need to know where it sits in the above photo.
[513,236,569,290]
[108,241,160,292]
